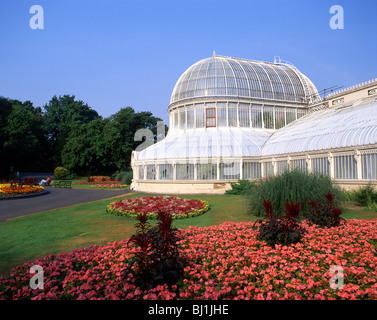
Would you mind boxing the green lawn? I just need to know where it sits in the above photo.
[0,193,375,275]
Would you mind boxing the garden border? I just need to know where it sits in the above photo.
[0,189,50,201]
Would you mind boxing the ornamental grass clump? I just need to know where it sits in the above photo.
[124,208,187,290]
[245,170,342,218]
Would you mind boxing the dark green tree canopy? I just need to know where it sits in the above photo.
[1,98,48,174]
[43,95,100,141]
[0,95,166,179]
[62,107,167,176]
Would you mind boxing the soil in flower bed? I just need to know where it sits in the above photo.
[107,196,210,219]
[1,219,377,300]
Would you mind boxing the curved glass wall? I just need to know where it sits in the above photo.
[135,150,377,182]
[169,102,304,131]
[170,56,319,106]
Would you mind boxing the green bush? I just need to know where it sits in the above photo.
[351,184,377,206]
[115,170,133,185]
[225,179,255,195]
[347,184,377,211]
[54,166,69,180]
[244,170,342,217]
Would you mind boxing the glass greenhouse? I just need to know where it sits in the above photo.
[131,54,377,194]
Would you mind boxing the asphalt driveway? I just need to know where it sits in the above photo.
[0,186,132,222]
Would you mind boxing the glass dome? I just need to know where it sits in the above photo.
[170,54,319,107]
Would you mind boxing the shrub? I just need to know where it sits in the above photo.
[350,184,377,208]
[225,179,255,195]
[245,170,342,217]
[124,208,187,290]
[115,171,133,185]
[305,191,345,228]
[54,166,69,180]
[252,198,306,247]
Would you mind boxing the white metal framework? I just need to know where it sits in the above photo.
[131,54,377,192]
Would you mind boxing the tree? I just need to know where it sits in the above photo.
[110,107,168,168]
[0,97,13,178]
[43,95,100,168]
[61,107,167,177]
[61,118,118,176]
[3,99,48,174]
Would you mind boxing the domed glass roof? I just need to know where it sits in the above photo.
[170,55,319,106]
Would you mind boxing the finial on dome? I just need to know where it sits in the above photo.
[212,50,216,57]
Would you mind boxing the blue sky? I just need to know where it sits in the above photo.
[1,0,376,124]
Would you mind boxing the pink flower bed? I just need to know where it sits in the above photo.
[1,219,377,300]
[107,196,209,219]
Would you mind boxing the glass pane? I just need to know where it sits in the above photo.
[195,104,205,128]
[292,159,307,173]
[159,164,173,180]
[138,166,144,180]
[334,155,357,180]
[146,165,156,180]
[263,105,274,129]
[286,108,296,124]
[274,107,285,129]
[220,162,240,179]
[186,106,194,129]
[362,153,377,180]
[239,103,250,128]
[228,103,237,127]
[263,162,274,177]
[251,104,262,128]
[243,162,261,179]
[217,102,227,127]
[176,164,194,180]
[276,160,288,174]
[312,157,330,176]
[197,163,217,180]
[179,108,186,130]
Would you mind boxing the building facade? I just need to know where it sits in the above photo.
[131,54,377,194]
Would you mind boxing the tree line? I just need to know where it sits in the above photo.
[0,94,166,179]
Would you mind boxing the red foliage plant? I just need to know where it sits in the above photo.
[124,208,187,290]
[306,191,344,228]
[253,199,306,247]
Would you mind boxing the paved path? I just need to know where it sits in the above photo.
[0,187,132,222]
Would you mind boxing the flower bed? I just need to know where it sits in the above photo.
[91,184,127,189]
[0,183,44,197]
[107,196,209,219]
[75,180,121,185]
[1,219,377,300]
[88,176,112,182]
